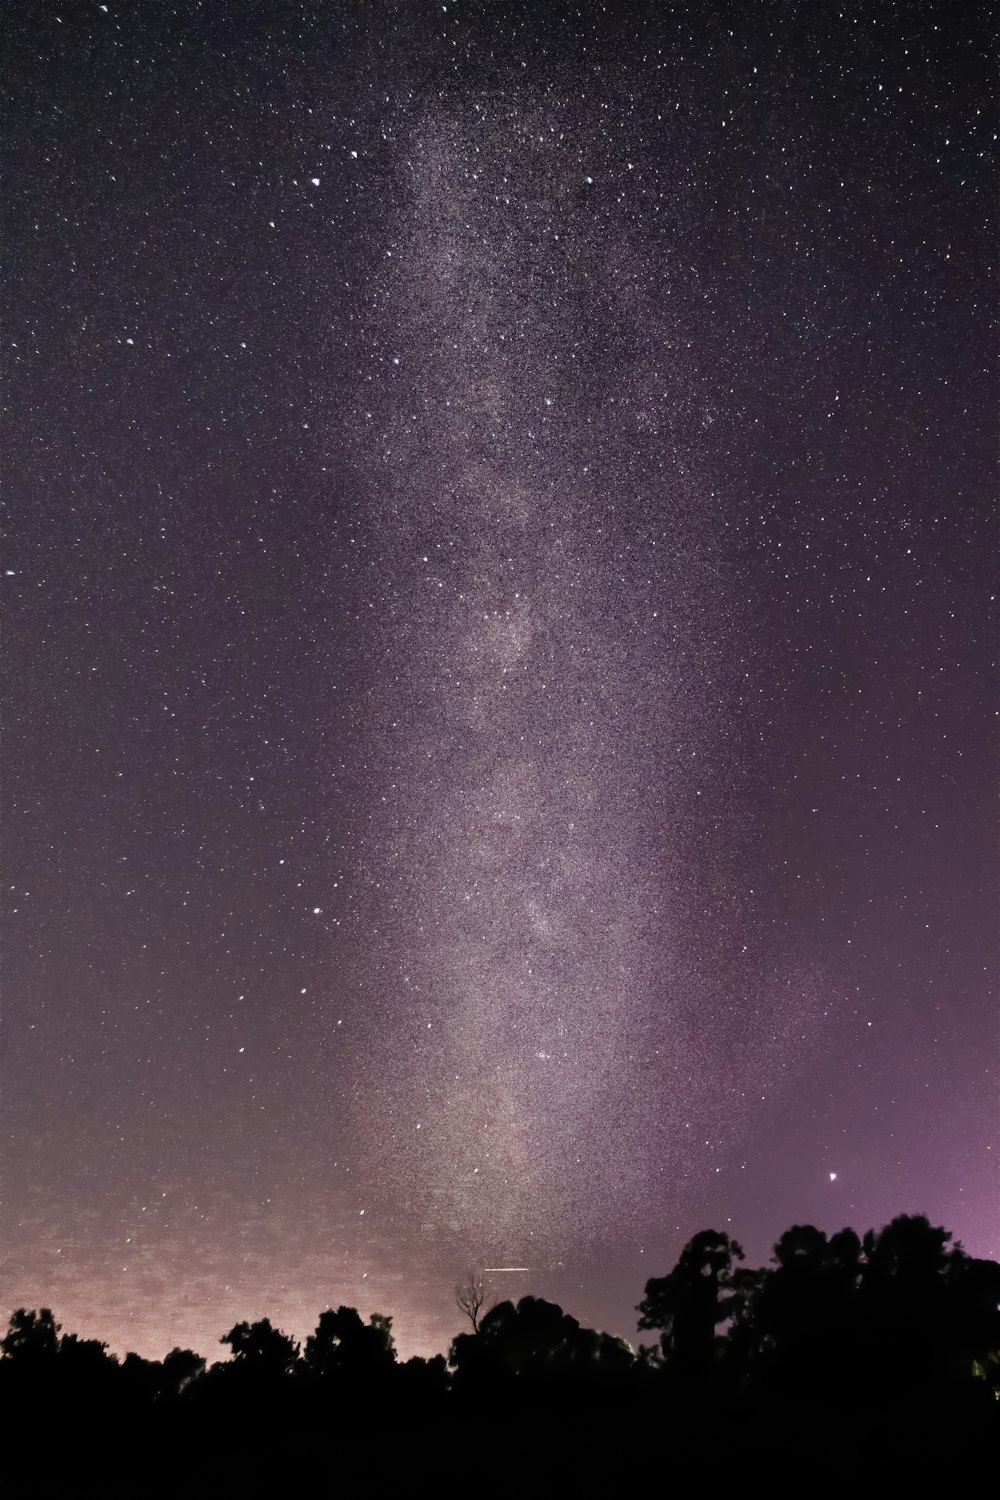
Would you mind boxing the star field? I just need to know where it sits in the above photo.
[3,2,996,1358]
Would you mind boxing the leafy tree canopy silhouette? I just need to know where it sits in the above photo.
[1,1307,61,1364]
[637,1229,746,1375]
[304,1305,396,1380]
[219,1318,299,1376]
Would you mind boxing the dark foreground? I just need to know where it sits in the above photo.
[4,1214,998,1496]
[5,1385,998,1499]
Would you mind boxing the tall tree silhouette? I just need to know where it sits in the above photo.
[751,1224,862,1392]
[637,1230,746,1378]
[858,1214,999,1395]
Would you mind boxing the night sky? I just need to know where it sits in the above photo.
[4,2,996,1361]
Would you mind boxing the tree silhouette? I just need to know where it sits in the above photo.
[120,1349,161,1404]
[58,1332,117,1377]
[750,1223,862,1392]
[397,1351,449,1402]
[161,1345,206,1396]
[451,1294,633,1393]
[1,1307,61,1365]
[952,1255,1000,1395]
[220,1317,299,1376]
[303,1305,396,1381]
[455,1270,492,1333]
[637,1229,745,1377]
[857,1214,999,1395]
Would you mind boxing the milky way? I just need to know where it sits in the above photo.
[4,4,996,1358]
[326,85,811,1265]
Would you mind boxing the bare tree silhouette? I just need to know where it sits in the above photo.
[456,1270,493,1333]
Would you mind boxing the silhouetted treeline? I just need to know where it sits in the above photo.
[4,1216,998,1497]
